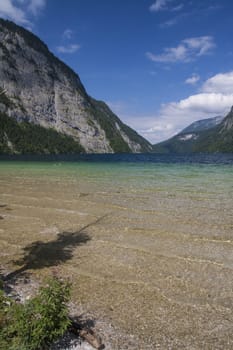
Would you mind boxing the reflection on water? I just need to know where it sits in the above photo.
[0,159,233,349]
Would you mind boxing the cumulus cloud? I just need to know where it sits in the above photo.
[113,72,233,144]
[185,74,200,85]
[56,44,81,54]
[140,93,233,143]
[161,93,233,118]
[201,71,233,94]
[146,36,215,63]
[0,0,46,25]
[139,121,176,143]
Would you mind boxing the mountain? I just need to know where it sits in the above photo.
[181,116,224,133]
[152,113,232,153]
[0,18,152,154]
[193,107,233,153]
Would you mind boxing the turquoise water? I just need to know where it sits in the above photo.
[1,158,232,195]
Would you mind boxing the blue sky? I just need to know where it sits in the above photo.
[1,0,233,143]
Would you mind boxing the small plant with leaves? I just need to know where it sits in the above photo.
[0,276,71,350]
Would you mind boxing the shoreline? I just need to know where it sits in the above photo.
[1,269,141,350]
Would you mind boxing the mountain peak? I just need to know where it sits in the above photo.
[153,109,233,153]
[0,18,152,154]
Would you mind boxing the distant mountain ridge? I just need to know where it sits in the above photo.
[182,116,224,133]
[0,18,152,154]
[193,107,233,153]
[153,110,233,153]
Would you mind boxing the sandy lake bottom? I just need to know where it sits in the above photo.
[0,160,233,349]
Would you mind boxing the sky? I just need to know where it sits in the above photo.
[1,0,233,143]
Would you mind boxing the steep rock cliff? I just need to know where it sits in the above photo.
[0,19,152,154]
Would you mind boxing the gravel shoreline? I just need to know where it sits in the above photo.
[1,271,140,350]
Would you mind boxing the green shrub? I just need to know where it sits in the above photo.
[0,277,71,350]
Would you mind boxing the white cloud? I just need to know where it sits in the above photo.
[111,72,233,144]
[62,29,73,40]
[139,121,176,143]
[201,71,233,94]
[149,0,169,12]
[160,18,178,27]
[15,0,28,4]
[140,93,233,143]
[56,44,81,54]
[113,112,178,144]
[150,1,184,13]
[0,0,46,25]
[28,0,46,16]
[0,0,29,25]
[146,44,186,63]
[161,93,233,117]
[56,29,80,54]
[185,73,200,85]
[146,36,215,63]
[151,92,233,143]
[172,3,184,11]
[182,36,215,56]
[56,29,79,54]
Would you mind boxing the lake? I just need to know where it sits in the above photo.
[0,153,233,349]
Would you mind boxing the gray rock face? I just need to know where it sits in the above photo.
[222,106,233,131]
[182,116,224,134]
[0,19,152,153]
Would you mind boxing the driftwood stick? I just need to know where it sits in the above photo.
[69,319,105,350]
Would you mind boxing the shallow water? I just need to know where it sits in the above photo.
[0,156,233,349]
